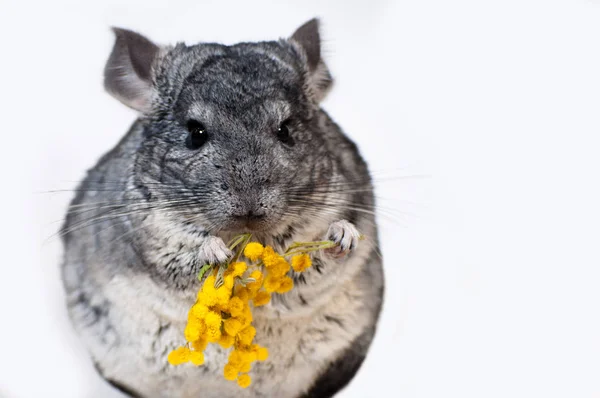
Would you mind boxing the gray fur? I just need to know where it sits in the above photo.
[62,19,384,398]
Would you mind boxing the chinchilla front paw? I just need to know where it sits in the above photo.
[324,220,361,259]
[198,236,232,265]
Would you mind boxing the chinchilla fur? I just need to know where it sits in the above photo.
[61,19,383,398]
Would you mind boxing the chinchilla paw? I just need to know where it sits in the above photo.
[324,220,361,259]
[198,236,232,265]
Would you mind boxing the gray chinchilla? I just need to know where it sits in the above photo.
[61,18,383,398]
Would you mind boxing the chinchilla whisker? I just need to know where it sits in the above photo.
[76,218,174,263]
[52,210,147,241]
[59,197,202,221]
[200,218,222,235]
[66,201,135,209]
[102,220,158,249]
[305,172,427,185]
[61,203,131,218]
[44,189,214,198]
[285,186,375,196]
[286,205,385,232]
[295,198,413,221]
[283,174,429,194]
[288,201,402,224]
[65,196,205,213]
[288,191,413,211]
[291,202,380,219]
[52,203,173,226]
[287,195,403,218]
[52,199,204,241]
[55,180,195,190]
[279,213,309,228]
[57,179,181,185]
[288,193,395,210]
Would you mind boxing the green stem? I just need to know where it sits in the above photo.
[232,234,252,263]
[197,263,213,281]
[228,233,252,251]
[284,241,337,257]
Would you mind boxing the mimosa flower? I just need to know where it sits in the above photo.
[291,254,312,272]
[218,334,235,349]
[276,276,294,294]
[243,242,264,261]
[237,374,252,388]
[167,346,190,365]
[167,233,348,388]
[237,325,256,347]
[189,351,205,366]
[252,291,271,307]
[223,318,243,336]
[227,296,245,317]
[224,364,238,381]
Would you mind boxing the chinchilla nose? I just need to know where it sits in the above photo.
[232,209,267,222]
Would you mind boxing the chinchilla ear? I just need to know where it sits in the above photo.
[104,28,160,112]
[290,18,333,103]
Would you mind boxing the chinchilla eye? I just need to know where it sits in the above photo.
[276,120,294,145]
[186,120,208,149]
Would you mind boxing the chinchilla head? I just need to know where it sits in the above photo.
[105,19,338,234]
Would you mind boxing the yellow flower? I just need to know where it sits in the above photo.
[263,275,281,293]
[223,318,243,336]
[256,346,269,361]
[228,350,244,368]
[199,276,219,307]
[240,303,253,327]
[223,273,235,289]
[237,325,256,347]
[167,346,190,365]
[252,291,271,307]
[196,291,214,307]
[246,270,263,292]
[202,275,217,293]
[291,254,312,272]
[191,303,208,319]
[184,320,204,342]
[218,334,235,349]
[244,242,265,261]
[237,349,255,363]
[245,348,258,363]
[206,326,221,342]
[276,276,294,294]
[235,286,250,302]
[237,374,252,388]
[189,350,205,366]
[261,246,280,268]
[228,296,245,317]
[229,261,247,277]
[239,361,252,372]
[216,284,232,306]
[204,311,222,329]
[192,335,208,351]
[268,259,290,278]
[223,364,238,381]
[205,311,223,342]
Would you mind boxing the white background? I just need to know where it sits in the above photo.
[2,0,600,397]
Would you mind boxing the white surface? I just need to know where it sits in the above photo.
[2,0,600,397]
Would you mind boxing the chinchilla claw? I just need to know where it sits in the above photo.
[325,220,361,258]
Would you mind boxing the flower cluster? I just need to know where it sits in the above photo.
[167,237,327,389]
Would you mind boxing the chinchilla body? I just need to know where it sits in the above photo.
[61,20,383,398]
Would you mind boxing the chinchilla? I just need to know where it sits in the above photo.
[61,18,383,398]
